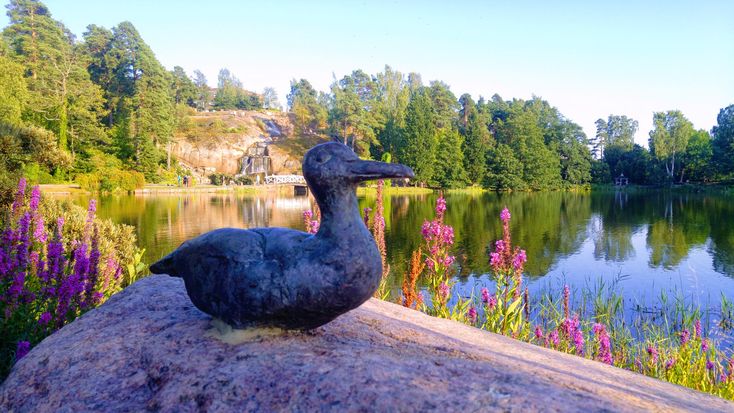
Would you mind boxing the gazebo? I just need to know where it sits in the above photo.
[615,173,629,186]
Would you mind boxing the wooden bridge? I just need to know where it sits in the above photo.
[265,175,306,185]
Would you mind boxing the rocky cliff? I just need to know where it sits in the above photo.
[1,275,731,412]
[172,110,312,176]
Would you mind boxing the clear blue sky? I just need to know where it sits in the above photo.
[3,0,732,144]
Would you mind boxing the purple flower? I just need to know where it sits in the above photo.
[548,330,560,347]
[500,207,511,224]
[39,312,52,325]
[702,339,709,352]
[534,325,543,340]
[593,323,613,364]
[512,249,527,271]
[481,287,490,304]
[665,358,676,370]
[487,294,497,310]
[680,329,690,346]
[573,328,584,355]
[706,360,714,371]
[442,255,455,266]
[694,319,702,338]
[16,341,31,360]
[489,252,501,269]
[438,282,450,301]
[435,197,447,219]
[11,177,26,215]
[647,345,659,364]
[467,307,477,324]
[311,220,320,233]
[563,285,570,319]
[29,185,41,212]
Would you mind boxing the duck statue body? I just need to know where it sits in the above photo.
[149,142,414,330]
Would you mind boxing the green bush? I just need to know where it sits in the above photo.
[209,173,234,186]
[76,169,145,193]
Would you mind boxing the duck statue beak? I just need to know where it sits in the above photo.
[348,159,414,183]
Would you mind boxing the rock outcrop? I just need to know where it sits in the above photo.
[173,111,297,176]
[1,275,731,412]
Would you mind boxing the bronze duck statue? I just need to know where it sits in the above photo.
[150,142,414,330]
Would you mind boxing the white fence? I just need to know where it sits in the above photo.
[265,175,306,185]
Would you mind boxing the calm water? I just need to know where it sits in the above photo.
[62,190,734,340]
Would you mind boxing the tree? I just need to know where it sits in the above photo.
[4,0,105,154]
[170,66,197,107]
[712,104,734,177]
[287,79,326,134]
[192,69,210,110]
[680,129,713,182]
[375,65,409,158]
[0,53,28,125]
[397,88,436,185]
[461,110,490,185]
[485,143,524,190]
[593,115,638,157]
[262,87,280,110]
[433,128,468,188]
[213,68,239,109]
[328,70,380,154]
[649,110,694,182]
[106,21,175,180]
[427,81,458,130]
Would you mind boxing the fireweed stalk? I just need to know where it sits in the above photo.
[481,207,527,335]
[0,179,134,379]
[421,196,457,316]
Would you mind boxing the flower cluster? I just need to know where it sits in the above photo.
[0,179,124,377]
[592,323,613,364]
[302,210,319,234]
[488,207,526,299]
[421,196,457,314]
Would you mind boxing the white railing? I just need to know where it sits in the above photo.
[265,175,306,185]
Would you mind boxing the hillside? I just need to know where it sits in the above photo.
[172,110,327,178]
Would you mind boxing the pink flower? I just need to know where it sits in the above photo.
[435,197,447,218]
[487,294,497,310]
[706,360,714,370]
[548,330,560,347]
[646,345,658,363]
[680,329,690,346]
[481,288,490,304]
[534,325,543,340]
[467,307,477,324]
[438,282,450,301]
[443,255,455,266]
[512,249,527,271]
[500,207,511,223]
[665,358,676,370]
[702,339,709,352]
[694,319,702,338]
[489,252,501,269]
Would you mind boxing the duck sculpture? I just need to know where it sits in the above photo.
[150,142,414,330]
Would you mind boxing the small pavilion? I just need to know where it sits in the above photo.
[615,173,629,186]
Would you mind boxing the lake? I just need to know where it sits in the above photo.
[61,189,734,343]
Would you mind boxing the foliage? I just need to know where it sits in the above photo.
[713,104,734,178]
[649,110,694,182]
[0,178,142,379]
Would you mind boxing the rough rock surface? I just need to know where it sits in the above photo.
[2,275,731,412]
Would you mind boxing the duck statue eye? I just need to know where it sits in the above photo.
[315,153,331,164]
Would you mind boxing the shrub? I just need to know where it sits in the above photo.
[0,178,144,379]
[76,168,145,193]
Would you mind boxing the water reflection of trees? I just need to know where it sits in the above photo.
[382,190,734,284]
[85,190,734,282]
